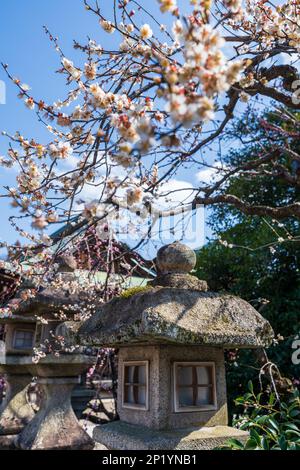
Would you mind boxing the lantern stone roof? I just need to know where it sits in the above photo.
[11,286,97,317]
[0,285,97,324]
[77,242,274,349]
[0,260,104,324]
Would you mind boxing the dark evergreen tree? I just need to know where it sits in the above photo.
[196,110,300,419]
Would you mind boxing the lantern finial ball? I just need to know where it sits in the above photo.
[156,242,196,274]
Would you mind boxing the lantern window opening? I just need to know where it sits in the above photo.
[122,361,149,410]
[13,329,35,350]
[173,362,217,413]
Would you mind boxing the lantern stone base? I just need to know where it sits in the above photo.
[14,355,96,450]
[0,375,35,436]
[0,434,18,450]
[0,357,36,436]
[93,422,249,450]
[16,377,94,450]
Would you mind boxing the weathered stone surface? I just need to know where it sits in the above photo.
[117,345,227,430]
[78,287,274,348]
[82,398,116,424]
[1,267,103,321]
[20,354,95,378]
[0,434,18,450]
[156,242,197,274]
[150,273,208,291]
[78,420,108,450]
[150,242,209,290]
[15,354,96,450]
[17,377,94,450]
[0,375,34,435]
[93,422,249,450]
[0,358,35,435]
[10,285,98,317]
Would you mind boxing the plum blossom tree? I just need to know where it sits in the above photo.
[0,0,299,295]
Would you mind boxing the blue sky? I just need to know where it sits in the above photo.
[0,1,105,247]
[0,1,226,258]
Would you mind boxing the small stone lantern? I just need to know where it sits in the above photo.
[0,258,97,450]
[0,297,37,448]
[77,242,274,450]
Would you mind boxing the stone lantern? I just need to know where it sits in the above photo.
[0,257,98,450]
[0,289,37,448]
[75,242,274,450]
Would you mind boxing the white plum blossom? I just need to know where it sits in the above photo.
[140,24,153,40]
[61,58,82,81]
[25,97,35,110]
[31,214,48,230]
[100,19,115,34]
[82,201,107,222]
[158,0,177,13]
[224,0,243,14]
[20,83,31,91]
[126,187,144,206]
[40,234,53,246]
[119,38,135,52]
[87,39,103,56]
[84,62,97,81]
[48,141,73,159]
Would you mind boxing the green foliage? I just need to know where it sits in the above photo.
[196,222,300,415]
[119,285,152,299]
[196,109,300,417]
[219,383,300,450]
[209,109,300,234]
